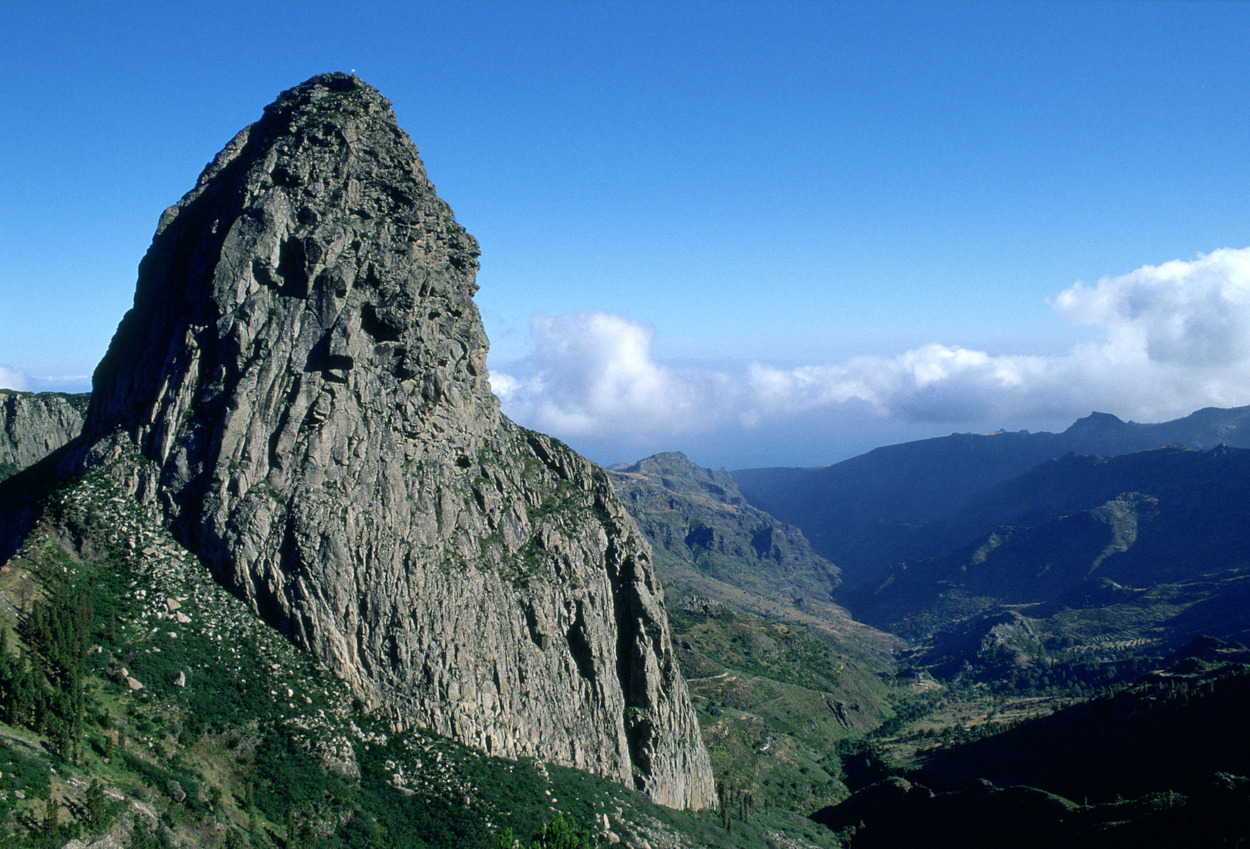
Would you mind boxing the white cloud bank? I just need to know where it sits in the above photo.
[0,366,30,392]
[489,313,746,438]
[0,370,91,394]
[491,248,1250,448]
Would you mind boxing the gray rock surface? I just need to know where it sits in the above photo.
[64,73,713,808]
[0,391,88,478]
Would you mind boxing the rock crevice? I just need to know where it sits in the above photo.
[66,73,714,809]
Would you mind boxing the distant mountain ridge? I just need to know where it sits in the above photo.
[734,406,1250,589]
[855,444,1250,642]
[734,407,1250,684]
[608,451,842,604]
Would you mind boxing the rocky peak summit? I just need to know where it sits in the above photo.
[66,73,714,808]
[89,72,490,454]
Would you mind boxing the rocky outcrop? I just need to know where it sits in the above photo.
[61,73,713,808]
[610,451,841,604]
[0,391,87,478]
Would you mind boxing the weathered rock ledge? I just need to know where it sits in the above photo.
[60,73,714,808]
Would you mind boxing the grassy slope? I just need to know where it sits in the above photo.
[0,458,837,849]
[607,453,906,817]
[668,604,895,815]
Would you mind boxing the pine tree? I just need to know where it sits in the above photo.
[16,580,93,760]
[41,796,58,840]
[531,813,593,849]
[85,779,107,829]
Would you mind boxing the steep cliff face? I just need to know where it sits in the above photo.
[67,73,713,808]
[0,391,88,479]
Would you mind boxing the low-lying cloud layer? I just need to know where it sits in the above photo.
[0,369,91,394]
[0,367,30,392]
[491,248,1250,461]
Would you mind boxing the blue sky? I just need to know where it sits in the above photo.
[3,1,1250,468]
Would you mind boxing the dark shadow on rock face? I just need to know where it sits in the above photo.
[12,73,715,810]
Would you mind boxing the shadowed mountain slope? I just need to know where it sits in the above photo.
[854,445,1250,639]
[609,452,841,609]
[735,407,1250,589]
[814,643,1250,848]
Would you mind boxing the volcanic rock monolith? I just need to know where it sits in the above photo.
[68,73,714,808]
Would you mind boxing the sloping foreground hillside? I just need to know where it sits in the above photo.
[813,640,1250,848]
[0,446,838,848]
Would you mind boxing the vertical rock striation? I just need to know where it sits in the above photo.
[66,73,713,808]
[0,391,88,477]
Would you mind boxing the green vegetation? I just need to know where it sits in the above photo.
[493,812,594,849]
[0,461,840,848]
[815,656,1250,848]
[667,603,893,814]
[13,418,1245,847]
[0,573,92,760]
[670,607,866,693]
[602,451,921,820]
